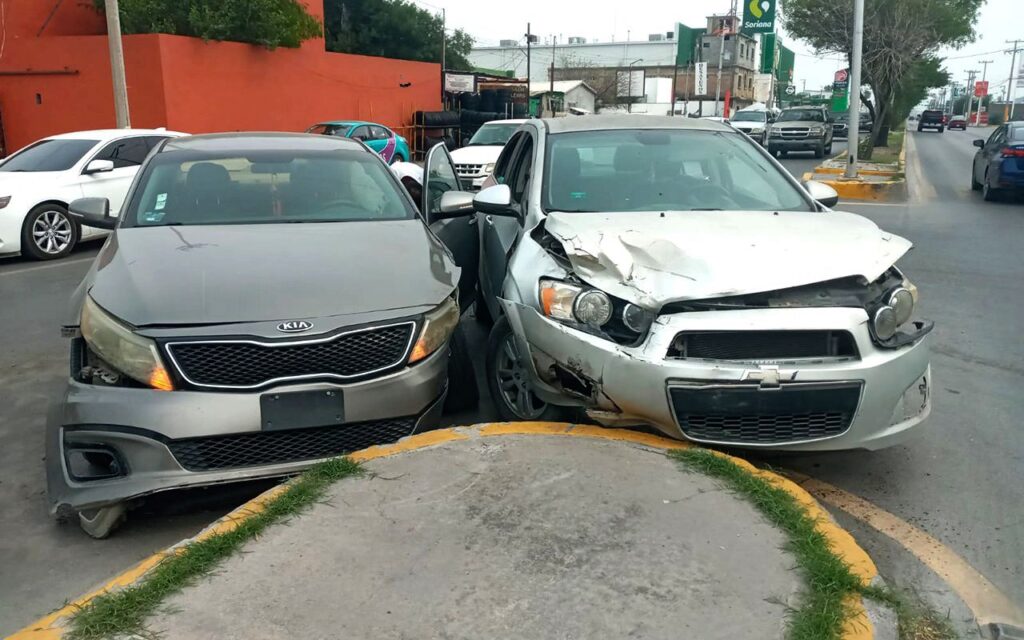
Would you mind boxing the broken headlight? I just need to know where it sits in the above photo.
[539,279,654,345]
[869,278,919,344]
[80,296,174,391]
[409,296,459,363]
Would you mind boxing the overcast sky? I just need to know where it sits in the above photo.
[432,0,1022,100]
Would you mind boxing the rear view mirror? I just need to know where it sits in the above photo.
[973,139,985,148]
[473,184,518,218]
[83,159,114,175]
[803,180,839,208]
[68,197,117,229]
[436,191,476,219]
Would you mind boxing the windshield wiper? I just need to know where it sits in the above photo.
[689,207,723,211]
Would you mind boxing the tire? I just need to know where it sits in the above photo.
[982,172,1001,202]
[971,168,982,191]
[443,325,479,413]
[917,125,923,132]
[938,127,944,133]
[814,144,824,159]
[825,141,833,154]
[21,203,79,260]
[486,315,563,422]
[78,503,127,539]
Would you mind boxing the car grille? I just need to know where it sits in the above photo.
[779,127,810,139]
[168,417,417,471]
[455,163,483,176]
[667,331,858,363]
[166,322,415,389]
[670,383,861,444]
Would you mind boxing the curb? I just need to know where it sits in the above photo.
[803,171,908,203]
[8,423,884,640]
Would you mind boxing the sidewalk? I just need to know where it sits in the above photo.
[14,424,893,640]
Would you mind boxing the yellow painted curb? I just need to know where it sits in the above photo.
[8,423,878,640]
[817,177,906,202]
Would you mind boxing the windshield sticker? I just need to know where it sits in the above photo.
[155,193,167,210]
[570,192,586,199]
[142,211,166,224]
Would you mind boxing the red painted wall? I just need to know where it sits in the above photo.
[0,2,439,154]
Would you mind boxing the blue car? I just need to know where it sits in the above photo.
[306,120,410,163]
[972,121,1024,201]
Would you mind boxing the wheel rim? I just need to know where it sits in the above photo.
[494,332,547,419]
[32,209,73,254]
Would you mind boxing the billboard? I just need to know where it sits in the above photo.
[443,73,475,93]
[675,23,705,66]
[616,69,645,98]
[975,80,989,97]
[695,62,708,96]
[742,0,777,35]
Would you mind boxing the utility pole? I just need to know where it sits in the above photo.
[714,17,727,116]
[103,0,130,128]
[1006,40,1022,122]
[550,35,555,95]
[964,69,978,122]
[844,0,864,179]
[525,23,532,85]
[975,59,993,126]
[440,8,446,102]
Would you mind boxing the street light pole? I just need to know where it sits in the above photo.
[1007,40,1022,122]
[975,59,993,126]
[964,69,978,122]
[844,0,864,179]
[627,58,643,113]
[103,0,130,128]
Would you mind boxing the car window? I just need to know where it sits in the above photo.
[94,137,151,169]
[543,128,812,213]
[350,126,371,141]
[122,149,415,227]
[370,126,391,141]
[508,135,534,204]
[0,139,99,172]
[1011,126,1024,142]
[986,127,1006,147]
[777,109,825,122]
[306,124,348,137]
[493,132,524,184]
[730,112,766,123]
[425,146,460,217]
[468,124,521,146]
[144,136,171,152]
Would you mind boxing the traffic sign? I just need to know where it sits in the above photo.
[975,80,989,97]
[784,85,796,95]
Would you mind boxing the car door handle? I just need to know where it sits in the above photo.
[484,215,494,225]
[468,216,477,226]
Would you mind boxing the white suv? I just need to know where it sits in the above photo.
[450,120,525,190]
[0,129,186,260]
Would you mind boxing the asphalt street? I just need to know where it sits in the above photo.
[1,128,1020,635]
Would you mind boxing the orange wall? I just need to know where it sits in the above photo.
[3,0,105,38]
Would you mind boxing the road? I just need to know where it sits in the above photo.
[1,128,1020,635]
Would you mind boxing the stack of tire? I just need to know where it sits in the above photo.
[415,110,459,150]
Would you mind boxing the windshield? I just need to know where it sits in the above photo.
[121,149,415,227]
[543,129,812,213]
[0,139,99,172]
[306,124,349,137]
[468,124,520,146]
[731,112,766,123]
[777,109,825,122]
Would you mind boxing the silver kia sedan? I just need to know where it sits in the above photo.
[474,115,932,452]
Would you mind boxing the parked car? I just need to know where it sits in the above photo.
[49,133,481,537]
[971,122,1024,201]
[449,119,525,190]
[474,115,932,453]
[859,111,874,132]
[918,110,945,132]
[948,115,967,131]
[0,129,185,260]
[767,106,834,158]
[306,121,410,163]
[828,111,849,139]
[729,110,771,145]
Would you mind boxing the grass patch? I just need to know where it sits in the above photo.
[670,448,867,640]
[860,585,959,640]
[67,457,362,640]
[861,130,905,165]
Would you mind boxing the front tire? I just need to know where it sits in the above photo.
[824,140,833,154]
[938,126,945,133]
[814,144,825,159]
[486,315,562,422]
[982,173,1001,202]
[443,325,479,413]
[21,203,78,260]
[971,166,982,191]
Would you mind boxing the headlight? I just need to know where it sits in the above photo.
[750,127,764,134]
[769,128,783,137]
[409,296,459,363]
[0,196,10,209]
[622,303,653,333]
[483,163,495,173]
[539,280,611,327]
[80,296,174,390]
[872,306,898,341]
[888,287,914,326]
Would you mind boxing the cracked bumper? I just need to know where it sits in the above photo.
[502,300,931,452]
[46,348,449,515]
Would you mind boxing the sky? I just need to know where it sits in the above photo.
[427,0,1023,101]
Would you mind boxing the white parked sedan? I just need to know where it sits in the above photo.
[450,120,525,190]
[0,129,186,260]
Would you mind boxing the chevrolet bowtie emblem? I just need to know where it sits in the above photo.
[742,366,796,388]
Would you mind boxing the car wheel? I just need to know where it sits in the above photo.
[21,203,79,260]
[825,141,833,154]
[814,144,825,159]
[938,127,945,133]
[78,503,127,539]
[982,173,1001,202]
[486,315,562,422]
[917,126,923,132]
[971,167,982,191]
[778,150,788,158]
[443,325,479,414]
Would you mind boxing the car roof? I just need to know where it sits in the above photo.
[541,114,731,134]
[316,121,376,128]
[160,132,367,154]
[45,128,186,141]
[481,119,528,125]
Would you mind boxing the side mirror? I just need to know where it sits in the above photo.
[83,159,114,175]
[436,191,476,219]
[803,180,839,208]
[973,139,985,148]
[473,184,518,218]
[68,197,117,229]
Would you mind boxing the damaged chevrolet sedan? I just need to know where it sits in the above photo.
[475,115,932,451]
[48,133,481,537]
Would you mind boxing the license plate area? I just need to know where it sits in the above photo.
[260,389,345,431]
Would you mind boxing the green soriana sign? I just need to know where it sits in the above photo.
[742,0,777,34]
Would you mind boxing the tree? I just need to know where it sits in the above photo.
[891,57,950,126]
[782,0,983,159]
[323,0,474,70]
[96,0,322,49]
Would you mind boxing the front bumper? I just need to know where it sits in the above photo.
[503,301,931,452]
[46,347,449,514]
[0,198,30,256]
[458,175,489,191]
[769,137,827,151]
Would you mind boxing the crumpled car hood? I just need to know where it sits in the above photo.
[544,210,912,308]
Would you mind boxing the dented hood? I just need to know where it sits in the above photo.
[544,209,911,308]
